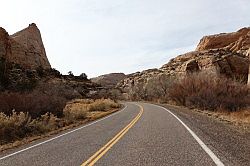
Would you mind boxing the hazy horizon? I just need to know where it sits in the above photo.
[1,0,250,77]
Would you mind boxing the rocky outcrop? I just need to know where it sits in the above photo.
[117,27,250,98]
[248,48,250,85]
[196,27,250,54]
[0,24,101,98]
[160,49,249,79]
[196,27,250,85]
[0,28,11,63]
[91,73,126,88]
[0,23,51,69]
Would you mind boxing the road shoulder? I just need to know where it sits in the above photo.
[160,104,250,166]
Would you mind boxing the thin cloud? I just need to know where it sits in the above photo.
[0,0,249,77]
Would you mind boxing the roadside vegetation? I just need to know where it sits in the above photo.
[127,71,250,124]
[169,72,250,112]
[0,97,120,147]
[168,72,250,125]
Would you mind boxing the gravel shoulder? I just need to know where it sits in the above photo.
[161,104,250,166]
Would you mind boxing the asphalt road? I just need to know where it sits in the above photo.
[0,102,232,165]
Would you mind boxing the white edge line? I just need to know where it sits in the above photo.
[0,105,128,160]
[150,104,224,166]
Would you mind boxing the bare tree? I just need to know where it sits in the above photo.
[145,74,175,102]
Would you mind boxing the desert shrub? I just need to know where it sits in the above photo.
[63,104,88,121]
[79,73,88,80]
[29,113,59,133]
[0,98,120,145]
[145,74,175,102]
[0,91,67,118]
[0,58,6,81]
[15,78,38,91]
[108,89,123,101]
[36,82,82,100]
[169,71,250,111]
[0,111,59,144]
[0,58,9,87]
[0,111,31,144]
[72,99,94,104]
[63,98,120,122]
[88,99,120,112]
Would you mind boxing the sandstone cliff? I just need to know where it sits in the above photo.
[196,27,250,54]
[91,73,126,88]
[0,24,101,99]
[0,23,51,69]
[117,27,250,98]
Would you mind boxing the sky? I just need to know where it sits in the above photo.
[1,0,250,77]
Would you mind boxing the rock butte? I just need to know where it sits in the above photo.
[0,23,51,69]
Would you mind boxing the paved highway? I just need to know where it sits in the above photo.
[0,102,227,165]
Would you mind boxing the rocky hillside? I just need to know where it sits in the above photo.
[0,24,102,98]
[0,23,51,69]
[91,73,126,88]
[117,27,250,98]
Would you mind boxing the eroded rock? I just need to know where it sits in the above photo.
[0,23,51,69]
[117,27,250,99]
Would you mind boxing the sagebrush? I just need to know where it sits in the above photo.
[0,98,120,145]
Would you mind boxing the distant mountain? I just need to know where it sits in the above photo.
[91,73,126,88]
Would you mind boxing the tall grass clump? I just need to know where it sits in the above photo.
[0,97,120,145]
[88,99,120,112]
[63,98,120,122]
[0,111,59,145]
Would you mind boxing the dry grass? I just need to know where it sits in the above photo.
[88,99,120,112]
[63,98,120,122]
[0,111,59,145]
[214,109,250,125]
[0,98,121,148]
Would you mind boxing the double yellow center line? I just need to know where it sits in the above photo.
[81,104,144,166]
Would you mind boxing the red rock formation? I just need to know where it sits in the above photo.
[0,27,11,61]
[196,27,250,53]
[196,27,250,85]
[0,23,51,69]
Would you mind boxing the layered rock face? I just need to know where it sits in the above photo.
[160,49,249,78]
[91,73,126,88]
[196,27,250,54]
[0,23,51,69]
[117,27,250,98]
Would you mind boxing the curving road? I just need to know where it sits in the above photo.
[0,102,231,165]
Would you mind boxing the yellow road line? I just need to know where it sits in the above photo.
[81,104,144,166]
